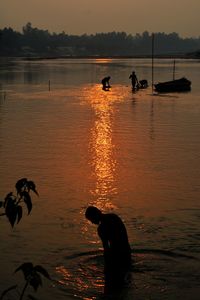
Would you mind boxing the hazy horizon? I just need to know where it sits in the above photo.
[1,0,200,38]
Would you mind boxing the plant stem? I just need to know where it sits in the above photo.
[19,281,28,300]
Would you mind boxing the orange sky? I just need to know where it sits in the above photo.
[0,0,200,37]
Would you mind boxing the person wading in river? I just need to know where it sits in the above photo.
[101,76,111,90]
[85,206,132,289]
[129,71,139,90]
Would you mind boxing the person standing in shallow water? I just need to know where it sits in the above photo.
[85,206,132,289]
[101,76,111,90]
[129,71,139,90]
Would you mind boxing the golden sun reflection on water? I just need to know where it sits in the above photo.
[94,58,113,64]
[82,85,126,210]
[56,263,104,299]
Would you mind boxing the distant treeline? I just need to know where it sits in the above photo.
[0,22,200,58]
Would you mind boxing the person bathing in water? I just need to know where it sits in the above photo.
[101,76,111,90]
[85,206,132,289]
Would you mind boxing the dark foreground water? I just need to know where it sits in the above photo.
[0,58,200,299]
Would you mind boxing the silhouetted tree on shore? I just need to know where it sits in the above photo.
[0,23,200,57]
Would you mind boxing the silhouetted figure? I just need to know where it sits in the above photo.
[101,76,111,90]
[129,71,139,90]
[85,206,131,289]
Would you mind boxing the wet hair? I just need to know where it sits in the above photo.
[85,206,102,224]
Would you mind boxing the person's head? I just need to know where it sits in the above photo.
[85,206,102,224]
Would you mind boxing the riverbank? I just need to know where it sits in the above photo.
[1,53,199,60]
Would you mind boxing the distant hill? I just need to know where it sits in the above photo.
[1,23,200,58]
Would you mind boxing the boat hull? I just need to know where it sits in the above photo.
[154,77,191,93]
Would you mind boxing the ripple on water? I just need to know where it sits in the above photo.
[52,248,199,300]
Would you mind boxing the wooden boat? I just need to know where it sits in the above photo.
[154,77,191,93]
[151,35,192,94]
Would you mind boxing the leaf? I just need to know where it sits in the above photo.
[27,181,39,196]
[29,273,42,291]
[0,201,4,208]
[34,265,51,280]
[8,209,18,227]
[22,191,32,214]
[5,197,14,212]
[15,178,27,194]
[5,199,18,227]
[0,285,18,300]
[15,263,34,280]
[17,205,23,223]
[4,192,14,207]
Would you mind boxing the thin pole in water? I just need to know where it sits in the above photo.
[151,33,155,94]
[173,60,176,81]
[48,80,51,91]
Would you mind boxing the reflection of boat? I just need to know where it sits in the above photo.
[154,77,191,93]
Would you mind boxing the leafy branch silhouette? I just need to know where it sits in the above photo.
[0,263,51,300]
[0,179,51,300]
[0,178,38,227]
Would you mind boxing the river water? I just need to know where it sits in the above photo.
[0,58,200,300]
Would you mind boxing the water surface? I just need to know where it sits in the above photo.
[0,58,200,299]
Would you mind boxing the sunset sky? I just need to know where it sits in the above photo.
[1,0,200,37]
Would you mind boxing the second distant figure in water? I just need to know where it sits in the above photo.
[101,76,111,90]
[85,206,131,289]
[129,71,139,90]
